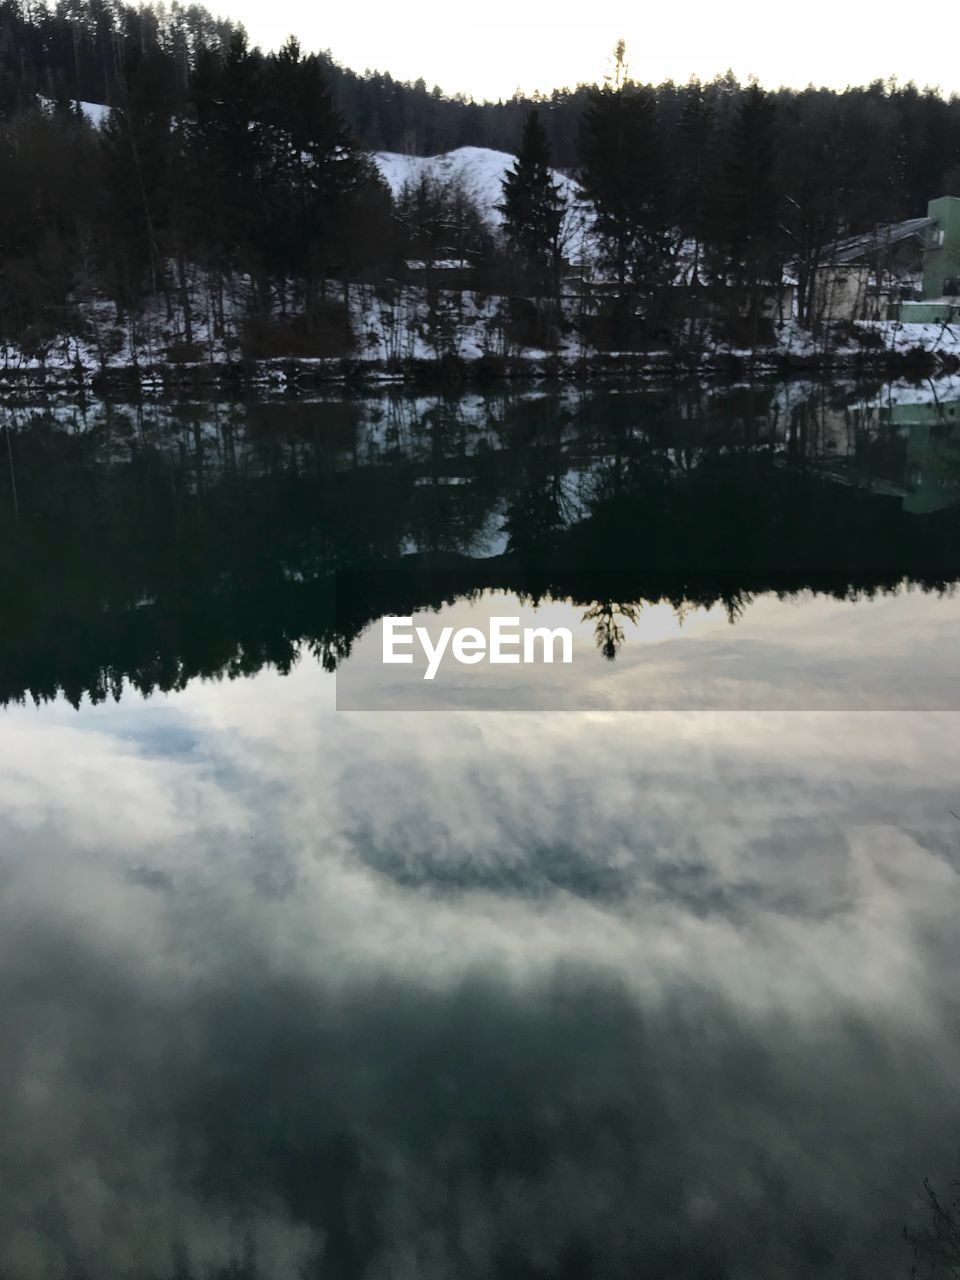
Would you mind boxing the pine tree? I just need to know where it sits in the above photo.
[182,31,270,313]
[781,92,845,327]
[677,80,715,284]
[259,37,373,315]
[577,43,674,308]
[498,108,565,295]
[712,82,782,309]
[99,47,177,306]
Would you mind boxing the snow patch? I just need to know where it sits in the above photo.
[372,146,580,229]
[38,96,110,126]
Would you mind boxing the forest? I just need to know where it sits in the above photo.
[2,0,960,361]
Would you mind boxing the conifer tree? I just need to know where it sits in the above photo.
[99,48,177,306]
[207,31,264,269]
[577,41,675,332]
[781,93,845,327]
[260,37,373,315]
[498,108,565,295]
[677,80,715,284]
[711,81,782,325]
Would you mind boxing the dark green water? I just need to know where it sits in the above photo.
[1,379,960,1278]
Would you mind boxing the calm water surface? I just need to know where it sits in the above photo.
[1,379,959,1278]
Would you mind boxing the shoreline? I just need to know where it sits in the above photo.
[1,343,958,402]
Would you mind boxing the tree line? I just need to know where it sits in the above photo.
[2,0,960,356]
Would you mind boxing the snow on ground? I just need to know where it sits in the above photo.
[859,320,960,360]
[1,256,959,390]
[0,275,591,386]
[373,146,581,228]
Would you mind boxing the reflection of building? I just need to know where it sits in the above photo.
[891,400,960,514]
[789,390,960,515]
[856,397,960,514]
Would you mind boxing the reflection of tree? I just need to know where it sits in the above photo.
[309,633,352,674]
[721,588,753,624]
[3,390,960,704]
[905,1166,960,1277]
[582,599,641,661]
[500,395,573,560]
[503,483,567,557]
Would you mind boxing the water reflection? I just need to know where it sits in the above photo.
[1,380,960,1277]
[798,382,960,514]
[0,376,959,707]
[1,675,960,1277]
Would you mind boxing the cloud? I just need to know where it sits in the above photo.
[1,674,959,1276]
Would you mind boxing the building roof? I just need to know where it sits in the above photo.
[824,217,935,265]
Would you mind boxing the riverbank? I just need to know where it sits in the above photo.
[2,281,958,399]
[1,345,957,400]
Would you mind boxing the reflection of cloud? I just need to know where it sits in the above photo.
[336,590,960,710]
[1,675,960,1276]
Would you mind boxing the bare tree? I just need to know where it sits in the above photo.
[906,1166,960,1277]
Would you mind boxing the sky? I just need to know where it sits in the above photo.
[218,0,959,100]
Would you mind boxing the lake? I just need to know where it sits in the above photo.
[1,377,959,1279]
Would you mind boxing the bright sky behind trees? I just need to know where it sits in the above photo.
[222,0,957,100]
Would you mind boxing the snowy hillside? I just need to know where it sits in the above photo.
[373,146,581,228]
[35,109,579,240]
[39,97,110,126]
[77,100,110,126]
[40,109,579,236]
[34,106,594,261]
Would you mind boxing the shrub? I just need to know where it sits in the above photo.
[240,307,354,360]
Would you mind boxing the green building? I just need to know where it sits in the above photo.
[899,195,960,323]
[923,197,960,299]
